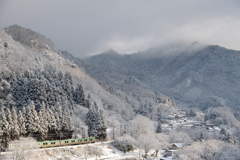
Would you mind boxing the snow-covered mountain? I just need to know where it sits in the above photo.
[84,43,240,111]
[0,25,176,125]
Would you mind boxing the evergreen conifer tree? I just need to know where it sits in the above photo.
[45,105,51,132]
[96,109,107,139]
[86,106,97,137]
[35,77,47,110]
[63,72,73,109]
[38,110,48,140]
[6,108,13,139]
[18,110,27,136]
[12,107,20,140]
[40,102,48,128]
[73,84,86,106]
[85,94,92,108]
[48,107,57,132]
[22,106,26,121]
[55,102,62,132]
[31,101,40,133]
[25,101,39,136]
[25,104,33,136]
[1,108,10,144]
[61,106,74,138]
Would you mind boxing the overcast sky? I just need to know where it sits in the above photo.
[0,0,240,57]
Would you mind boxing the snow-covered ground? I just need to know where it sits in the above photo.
[2,140,164,160]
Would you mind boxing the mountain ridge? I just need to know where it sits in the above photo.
[85,44,240,110]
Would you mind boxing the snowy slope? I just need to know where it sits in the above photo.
[0,26,176,127]
[85,44,240,110]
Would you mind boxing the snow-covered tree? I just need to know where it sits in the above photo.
[95,109,107,139]
[31,101,40,133]
[48,106,57,132]
[137,133,156,159]
[25,101,39,136]
[11,107,20,140]
[18,110,27,136]
[86,106,97,137]
[46,81,55,107]
[40,102,48,128]
[129,115,155,137]
[55,102,62,132]
[153,133,169,157]
[34,77,47,110]
[38,110,47,140]
[73,84,86,106]
[6,108,13,139]
[45,105,51,132]
[22,106,26,121]
[85,94,92,108]
[63,72,73,109]
[12,78,28,108]
[62,106,74,138]
[1,108,10,145]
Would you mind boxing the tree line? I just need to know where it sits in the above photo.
[86,102,107,140]
[0,67,107,146]
[0,101,74,147]
[0,66,89,113]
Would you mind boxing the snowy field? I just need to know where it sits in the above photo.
[1,140,165,160]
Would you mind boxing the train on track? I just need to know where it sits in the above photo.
[8,137,95,149]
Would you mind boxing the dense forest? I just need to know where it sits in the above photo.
[0,66,107,148]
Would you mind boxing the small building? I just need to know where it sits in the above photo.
[170,143,183,150]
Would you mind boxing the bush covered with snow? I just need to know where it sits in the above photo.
[113,135,135,153]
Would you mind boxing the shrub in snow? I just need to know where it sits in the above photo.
[113,135,135,153]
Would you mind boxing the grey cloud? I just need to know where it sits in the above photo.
[0,0,240,57]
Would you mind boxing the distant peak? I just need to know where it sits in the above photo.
[102,49,119,55]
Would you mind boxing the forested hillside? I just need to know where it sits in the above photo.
[0,25,177,146]
[85,44,240,111]
[2,25,240,160]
